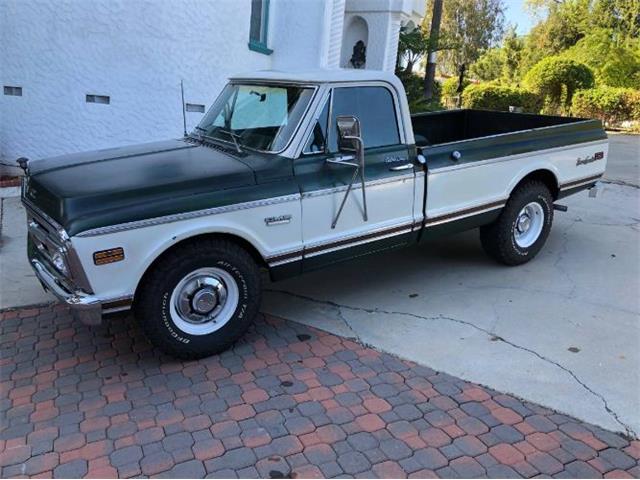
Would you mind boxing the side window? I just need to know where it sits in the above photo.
[302,99,329,154]
[329,87,400,152]
[249,0,272,55]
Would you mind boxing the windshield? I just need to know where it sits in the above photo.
[195,83,315,152]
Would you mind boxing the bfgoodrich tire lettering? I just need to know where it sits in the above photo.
[480,180,554,266]
[135,239,261,359]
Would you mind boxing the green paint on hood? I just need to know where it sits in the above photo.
[25,139,295,236]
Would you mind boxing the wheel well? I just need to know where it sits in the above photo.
[133,233,267,306]
[513,169,559,200]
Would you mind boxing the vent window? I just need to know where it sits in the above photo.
[186,103,205,113]
[4,86,22,96]
[86,94,110,104]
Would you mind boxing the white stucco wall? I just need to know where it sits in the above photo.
[0,0,421,166]
[0,0,275,163]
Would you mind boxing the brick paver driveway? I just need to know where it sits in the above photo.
[1,305,638,478]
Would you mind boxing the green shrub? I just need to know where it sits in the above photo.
[442,77,471,100]
[571,86,640,127]
[398,72,443,113]
[462,83,543,113]
[523,57,595,114]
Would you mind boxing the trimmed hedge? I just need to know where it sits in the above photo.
[523,57,594,114]
[571,86,640,127]
[461,83,543,113]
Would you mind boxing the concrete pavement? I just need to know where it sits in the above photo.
[0,191,54,310]
[1,135,639,439]
[263,134,640,437]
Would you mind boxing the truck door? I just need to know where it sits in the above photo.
[294,85,417,270]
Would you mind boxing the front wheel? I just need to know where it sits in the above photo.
[480,181,554,265]
[134,239,261,359]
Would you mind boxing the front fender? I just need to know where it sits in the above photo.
[71,196,302,302]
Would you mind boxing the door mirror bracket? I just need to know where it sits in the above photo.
[327,115,368,229]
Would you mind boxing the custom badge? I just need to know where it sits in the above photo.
[264,214,292,226]
[576,151,604,166]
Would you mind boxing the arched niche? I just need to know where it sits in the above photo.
[340,15,368,69]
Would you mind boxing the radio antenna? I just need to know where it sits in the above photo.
[180,79,187,137]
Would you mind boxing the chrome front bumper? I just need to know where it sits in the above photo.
[31,259,104,325]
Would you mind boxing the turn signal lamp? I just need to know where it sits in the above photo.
[93,247,125,265]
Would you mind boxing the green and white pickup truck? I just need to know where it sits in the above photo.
[20,69,608,358]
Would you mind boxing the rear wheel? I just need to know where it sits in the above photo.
[480,181,554,265]
[134,239,261,359]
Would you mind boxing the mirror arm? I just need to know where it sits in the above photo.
[359,139,368,222]
[331,167,361,229]
[330,136,367,229]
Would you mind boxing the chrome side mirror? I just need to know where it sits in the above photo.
[327,115,368,229]
[336,115,361,152]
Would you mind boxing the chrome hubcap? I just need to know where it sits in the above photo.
[170,268,239,335]
[192,288,219,315]
[517,215,531,234]
[514,202,544,248]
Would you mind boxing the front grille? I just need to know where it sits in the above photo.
[23,197,76,290]
[23,200,94,294]
[25,207,70,280]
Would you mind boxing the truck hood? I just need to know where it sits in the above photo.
[23,139,273,236]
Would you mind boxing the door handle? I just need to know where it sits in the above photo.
[327,154,356,164]
[389,163,414,171]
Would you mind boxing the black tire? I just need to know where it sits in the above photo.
[480,181,554,266]
[134,238,261,359]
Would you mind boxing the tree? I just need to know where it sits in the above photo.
[562,29,640,88]
[501,27,524,84]
[396,25,429,75]
[470,48,504,81]
[585,0,640,42]
[468,26,524,83]
[422,0,506,85]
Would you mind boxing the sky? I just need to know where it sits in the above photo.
[503,0,537,35]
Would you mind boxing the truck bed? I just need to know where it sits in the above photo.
[411,109,598,147]
[412,108,608,241]
[410,109,607,173]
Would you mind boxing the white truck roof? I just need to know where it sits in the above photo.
[230,68,406,92]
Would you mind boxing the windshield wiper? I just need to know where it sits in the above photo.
[192,127,243,154]
[214,129,243,153]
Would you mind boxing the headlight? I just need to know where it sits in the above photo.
[51,250,69,276]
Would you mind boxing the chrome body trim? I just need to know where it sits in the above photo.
[301,173,415,199]
[304,226,413,258]
[425,201,506,227]
[76,193,302,237]
[265,220,416,266]
[268,255,304,267]
[426,140,608,174]
[304,220,414,253]
[560,173,603,190]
